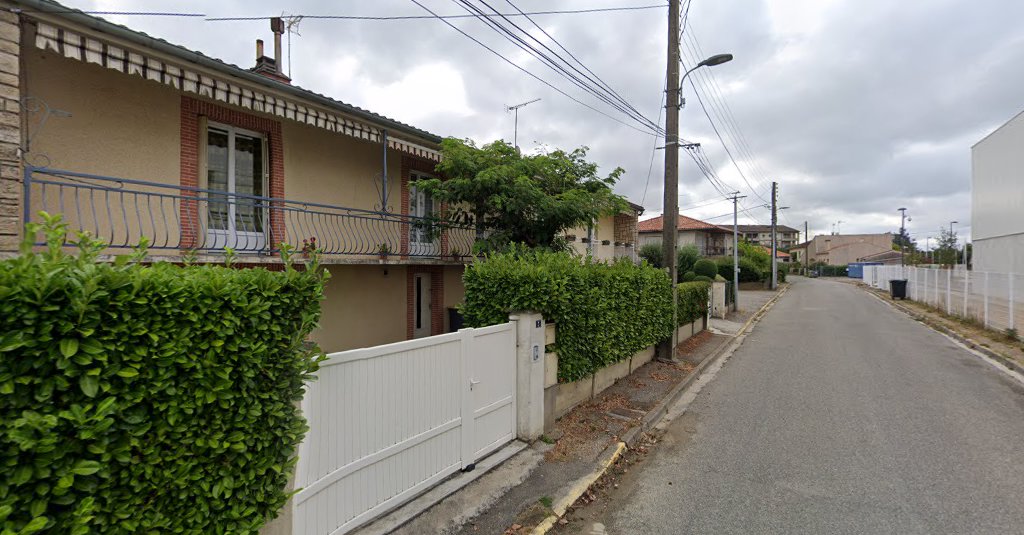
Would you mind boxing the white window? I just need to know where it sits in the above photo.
[206,123,268,251]
[409,172,438,254]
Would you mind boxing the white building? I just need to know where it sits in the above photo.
[972,109,1024,273]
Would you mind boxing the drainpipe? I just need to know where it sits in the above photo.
[381,129,389,211]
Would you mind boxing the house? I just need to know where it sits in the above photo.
[0,1,473,352]
[737,224,799,249]
[789,241,808,264]
[563,201,643,261]
[972,108,1024,273]
[637,214,732,256]
[759,245,791,263]
[803,233,893,266]
[856,249,903,265]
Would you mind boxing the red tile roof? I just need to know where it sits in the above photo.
[759,245,790,258]
[637,214,729,233]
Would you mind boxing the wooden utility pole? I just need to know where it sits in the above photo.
[661,0,681,356]
[770,181,778,289]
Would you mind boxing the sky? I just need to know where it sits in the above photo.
[73,0,1024,246]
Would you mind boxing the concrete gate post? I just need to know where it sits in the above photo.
[510,311,545,441]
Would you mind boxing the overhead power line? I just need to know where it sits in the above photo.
[407,0,661,136]
[206,5,668,21]
[451,0,663,135]
[503,0,656,132]
[682,31,771,192]
[15,10,205,16]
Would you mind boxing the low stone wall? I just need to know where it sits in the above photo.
[542,317,705,431]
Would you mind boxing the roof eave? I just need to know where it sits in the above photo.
[15,0,444,146]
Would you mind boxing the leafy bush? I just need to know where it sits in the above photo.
[814,264,848,277]
[681,271,696,282]
[738,241,771,272]
[676,245,701,278]
[462,249,673,382]
[638,243,663,268]
[693,259,718,279]
[778,263,789,283]
[693,275,712,282]
[717,256,763,282]
[677,282,710,325]
[0,215,325,534]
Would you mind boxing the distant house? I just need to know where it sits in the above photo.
[803,234,893,266]
[972,108,1024,273]
[737,224,799,249]
[759,245,791,263]
[563,202,644,262]
[789,241,809,264]
[856,249,903,265]
[637,214,732,256]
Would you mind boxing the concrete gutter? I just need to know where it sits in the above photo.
[529,285,790,534]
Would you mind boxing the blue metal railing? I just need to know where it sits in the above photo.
[23,166,477,260]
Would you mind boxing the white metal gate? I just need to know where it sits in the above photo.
[292,322,517,534]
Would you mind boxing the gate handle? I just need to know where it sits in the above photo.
[469,378,480,390]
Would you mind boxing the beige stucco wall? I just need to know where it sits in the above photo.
[809,234,892,266]
[24,47,182,182]
[313,264,408,353]
[23,48,183,252]
[281,119,400,211]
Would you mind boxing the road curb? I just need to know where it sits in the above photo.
[860,286,1024,376]
[529,441,626,535]
[530,285,789,534]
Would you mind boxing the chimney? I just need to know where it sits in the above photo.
[250,18,291,84]
[271,17,284,74]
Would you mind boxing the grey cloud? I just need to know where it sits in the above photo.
[82,0,1022,241]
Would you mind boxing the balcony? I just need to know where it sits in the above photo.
[23,167,477,264]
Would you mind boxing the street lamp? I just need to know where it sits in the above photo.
[950,220,959,266]
[898,208,908,269]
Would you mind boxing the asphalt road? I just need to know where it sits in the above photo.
[596,278,1024,534]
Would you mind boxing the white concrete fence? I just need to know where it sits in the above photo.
[863,265,1024,333]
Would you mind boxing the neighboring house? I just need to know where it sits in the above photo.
[857,249,903,265]
[737,224,799,249]
[759,245,791,263]
[972,108,1024,273]
[803,233,893,266]
[789,241,808,264]
[0,2,473,352]
[637,214,732,256]
[564,201,643,262]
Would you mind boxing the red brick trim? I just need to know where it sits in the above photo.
[406,265,445,339]
[179,95,285,250]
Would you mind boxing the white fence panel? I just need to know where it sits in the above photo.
[862,266,1023,334]
[293,322,517,535]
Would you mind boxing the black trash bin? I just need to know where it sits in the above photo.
[448,307,464,332]
[889,279,908,300]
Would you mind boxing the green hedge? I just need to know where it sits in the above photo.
[715,256,763,282]
[462,250,673,382]
[0,217,325,534]
[677,281,710,325]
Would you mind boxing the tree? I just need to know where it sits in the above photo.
[416,138,627,252]
[893,227,915,251]
[933,226,959,265]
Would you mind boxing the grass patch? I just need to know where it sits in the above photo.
[538,496,553,509]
